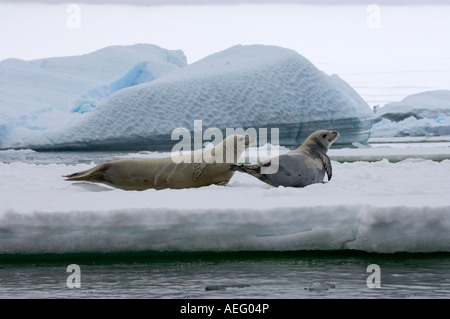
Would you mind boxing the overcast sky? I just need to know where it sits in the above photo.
[1,0,449,5]
[1,0,449,106]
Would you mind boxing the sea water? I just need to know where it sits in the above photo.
[0,251,449,299]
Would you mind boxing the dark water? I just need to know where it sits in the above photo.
[0,251,449,299]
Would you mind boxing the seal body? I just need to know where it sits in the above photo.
[230,130,339,188]
[65,134,252,191]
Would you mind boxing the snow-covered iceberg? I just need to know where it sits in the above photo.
[72,59,185,114]
[0,44,187,144]
[1,45,373,151]
[374,90,450,122]
[371,90,450,137]
[371,114,450,138]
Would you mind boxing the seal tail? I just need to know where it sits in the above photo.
[64,164,108,183]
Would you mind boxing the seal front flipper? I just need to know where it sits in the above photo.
[193,161,209,180]
[316,152,332,181]
[193,150,213,180]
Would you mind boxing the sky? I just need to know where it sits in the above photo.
[1,3,361,64]
[1,1,449,107]
[2,2,449,66]
[1,0,450,4]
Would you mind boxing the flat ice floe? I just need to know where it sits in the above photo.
[0,148,449,254]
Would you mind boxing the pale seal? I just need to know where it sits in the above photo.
[229,130,339,187]
[64,134,252,191]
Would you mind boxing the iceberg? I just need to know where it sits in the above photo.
[374,90,450,122]
[372,90,450,137]
[72,60,183,113]
[371,114,450,138]
[0,45,373,151]
[0,44,187,144]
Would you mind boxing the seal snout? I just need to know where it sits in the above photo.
[329,131,339,142]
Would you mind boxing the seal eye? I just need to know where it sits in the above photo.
[322,133,327,139]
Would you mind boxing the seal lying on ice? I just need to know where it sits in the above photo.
[229,130,339,187]
[64,134,252,191]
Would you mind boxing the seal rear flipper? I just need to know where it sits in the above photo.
[228,164,242,172]
[229,163,258,173]
[229,162,270,182]
[64,164,108,183]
